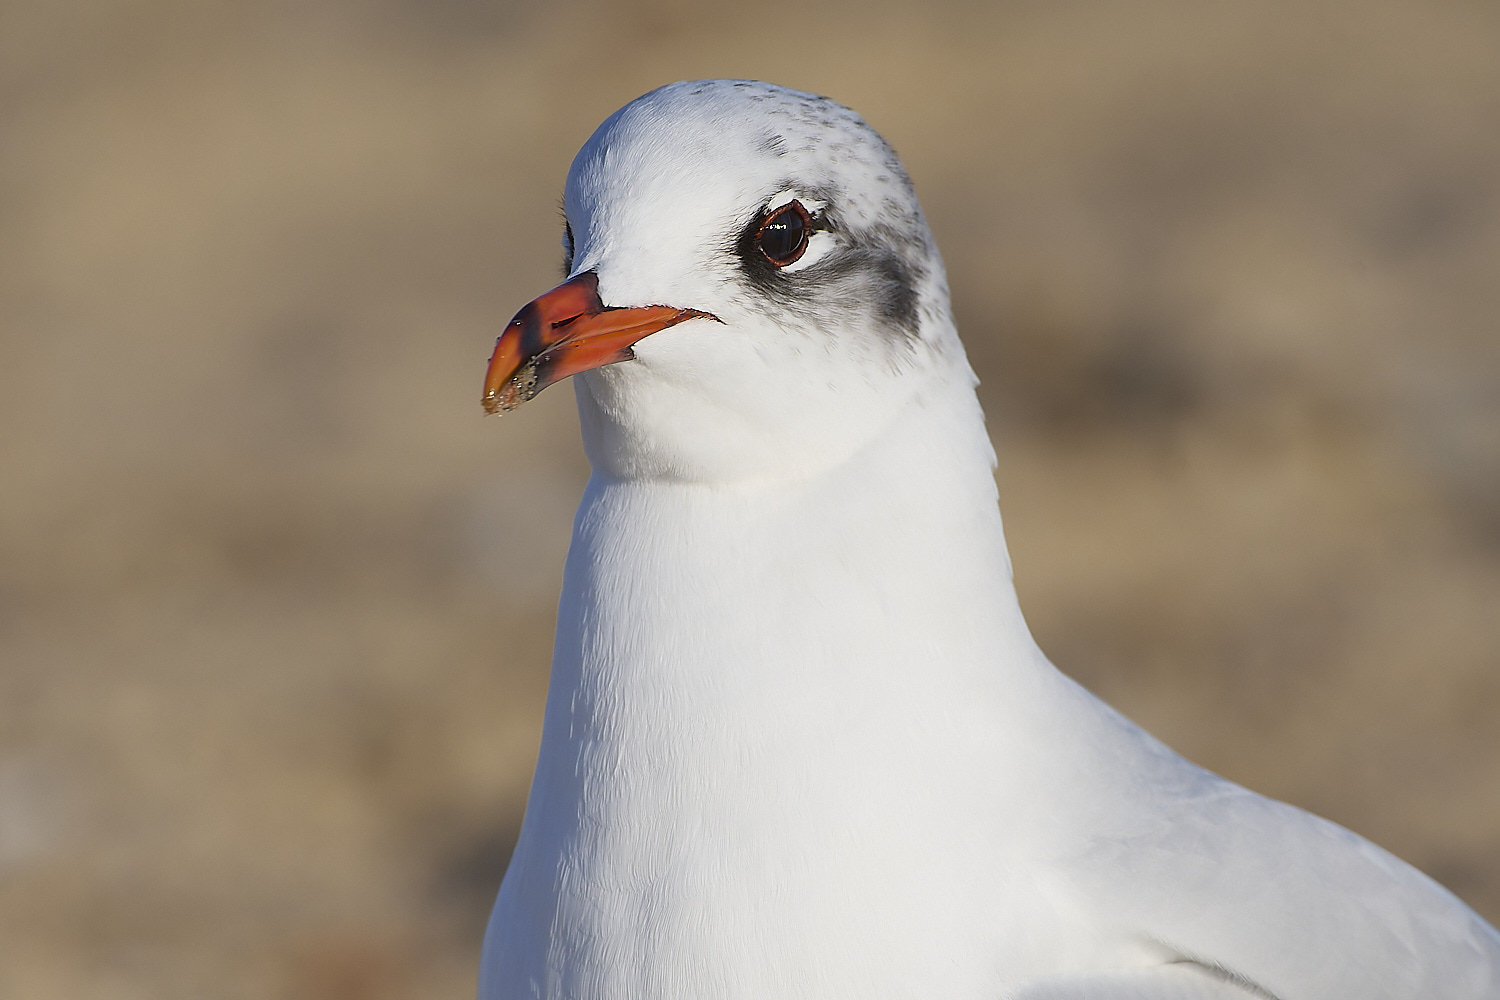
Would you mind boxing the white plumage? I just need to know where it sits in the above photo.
[477,80,1500,999]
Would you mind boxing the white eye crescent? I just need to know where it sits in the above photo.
[779,231,835,273]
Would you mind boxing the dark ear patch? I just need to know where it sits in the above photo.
[731,197,924,342]
[870,251,919,331]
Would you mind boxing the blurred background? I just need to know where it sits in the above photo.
[2,0,1498,996]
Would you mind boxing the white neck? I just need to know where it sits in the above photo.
[485,372,1109,994]
[552,369,1052,769]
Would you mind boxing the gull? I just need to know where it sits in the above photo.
[474,80,1500,999]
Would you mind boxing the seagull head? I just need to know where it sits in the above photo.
[484,80,970,483]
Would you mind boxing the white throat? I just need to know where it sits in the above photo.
[485,369,1101,994]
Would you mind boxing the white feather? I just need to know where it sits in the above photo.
[478,80,1500,1000]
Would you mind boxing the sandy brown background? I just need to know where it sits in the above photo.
[3,1,1498,997]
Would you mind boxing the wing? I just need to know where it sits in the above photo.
[1006,963,1268,999]
[1066,772,1500,1000]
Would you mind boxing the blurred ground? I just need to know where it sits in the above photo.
[1,1,1498,997]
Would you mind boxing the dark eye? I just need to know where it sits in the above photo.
[755,200,812,267]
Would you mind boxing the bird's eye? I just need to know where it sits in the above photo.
[755,200,812,267]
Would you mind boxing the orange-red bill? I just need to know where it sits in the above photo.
[482,271,716,414]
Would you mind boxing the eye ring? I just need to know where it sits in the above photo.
[754,200,812,267]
